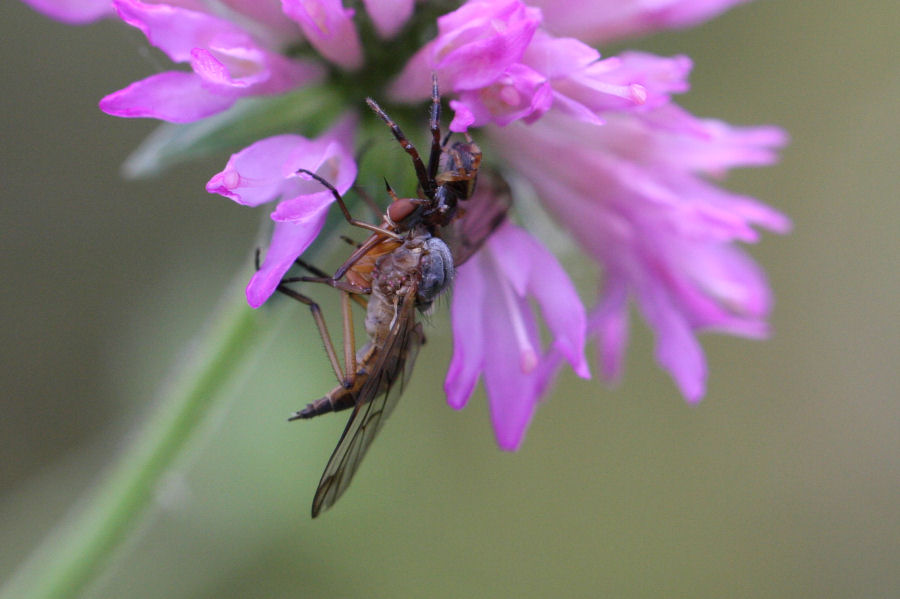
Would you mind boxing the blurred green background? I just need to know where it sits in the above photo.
[2,1,898,597]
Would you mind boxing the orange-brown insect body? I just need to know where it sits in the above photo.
[294,236,429,417]
[273,77,507,518]
[292,231,452,516]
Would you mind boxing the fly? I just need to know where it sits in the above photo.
[270,77,509,517]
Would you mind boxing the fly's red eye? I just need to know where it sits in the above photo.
[388,198,417,223]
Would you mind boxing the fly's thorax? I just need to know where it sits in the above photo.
[344,235,404,293]
[363,236,423,341]
[363,234,454,340]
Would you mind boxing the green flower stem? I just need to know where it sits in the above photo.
[1,275,270,599]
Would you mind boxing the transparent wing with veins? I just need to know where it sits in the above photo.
[310,290,424,517]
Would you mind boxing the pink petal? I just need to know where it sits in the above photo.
[206,135,312,206]
[548,52,691,114]
[634,275,707,403]
[190,47,267,89]
[99,71,237,122]
[448,64,554,131]
[604,52,693,103]
[271,190,337,222]
[444,257,488,410]
[113,0,244,63]
[481,281,543,451]
[520,30,601,79]
[446,223,591,449]
[673,242,775,337]
[590,278,630,382]
[549,92,607,125]
[206,123,356,208]
[435,2,541,91]
[448,100,477,132]
[488,224,590,378]
[282,0,362,70]
[247,209,331,308]
[388,0,541,99]
[636,105,789,174]
[362,0,414,38]
[217,0,300,43]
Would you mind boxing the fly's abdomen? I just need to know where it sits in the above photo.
[289,386,357,421]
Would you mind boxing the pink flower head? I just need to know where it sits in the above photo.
[491,107,790,401]
[446,221,590,451]
[25,0,788,449]
[19,0,113,24]
[99,0,324,122]
[206,116,357,308]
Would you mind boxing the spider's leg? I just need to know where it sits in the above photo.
[366,97,435,198]
[296,169,400,240]
[426,73,443,183]
[273,283,348,386]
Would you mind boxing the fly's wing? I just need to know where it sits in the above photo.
[439,170,512,267]
[310,291,424,517]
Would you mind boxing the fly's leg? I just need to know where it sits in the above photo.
[283,292,359,421]
[259,251,368,308]
[341,290,356,380]
[281,274,369,310]
[280,273,370,307]
[273,282,347,389]
[259,250,360,389]
[332,233,391,283]
[339,235,362,249]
